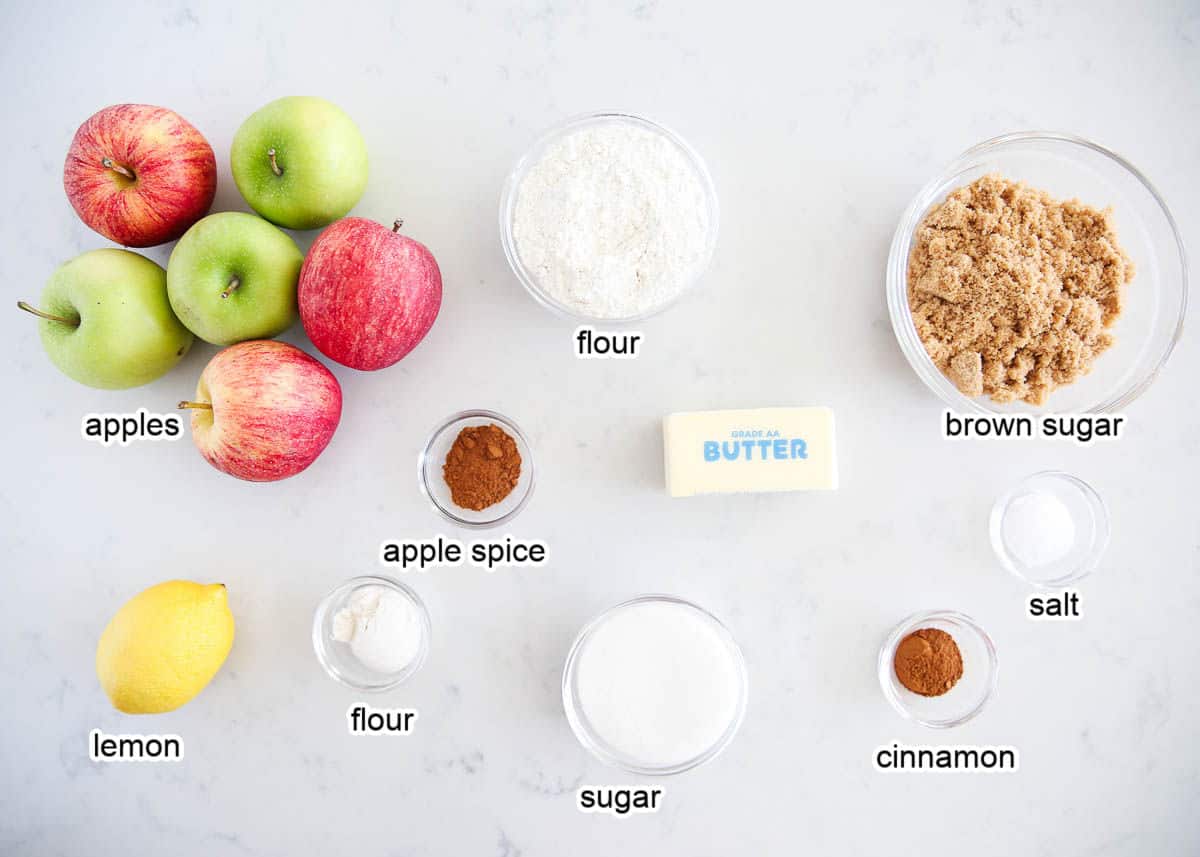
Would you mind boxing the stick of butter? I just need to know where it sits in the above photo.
[663,407,837,497]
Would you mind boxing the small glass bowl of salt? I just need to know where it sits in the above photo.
[989,471,1110,589]
[312,576,431,692]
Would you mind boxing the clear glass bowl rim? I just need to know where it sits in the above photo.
[311,574,432,692]
[561,593,749,776]
[417,408,536,530]
[499,109,721,324]
[886,129,1188,414]
[877,608,998,729]
[989,469,1111,589]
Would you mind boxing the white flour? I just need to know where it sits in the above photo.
[332,586,422,675]
[512,121,712,320]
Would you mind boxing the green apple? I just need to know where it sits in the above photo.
[167,212,304,345]
[230,96,368,230]
[18,249,193,389]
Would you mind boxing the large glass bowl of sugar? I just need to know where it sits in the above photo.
[562,595,748,775]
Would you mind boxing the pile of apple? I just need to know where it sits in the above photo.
[21,98,442,482]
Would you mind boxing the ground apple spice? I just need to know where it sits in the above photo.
[443,424,521,511]
[907,174,1134,405]
[893,628,963,697]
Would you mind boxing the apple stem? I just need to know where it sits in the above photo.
[177,401,213,411]
[393,219,404,233]
[101,157,135,181]
[267,148,283,177]
[17,300,79,327]
[221,275,241,299]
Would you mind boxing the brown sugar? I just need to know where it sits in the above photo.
[443,424,522,511]
[907,174,1134,405]
[893,628,963,697]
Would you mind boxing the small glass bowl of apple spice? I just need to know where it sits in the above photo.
[418,410,535,529]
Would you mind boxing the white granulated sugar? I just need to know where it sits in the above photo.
[512,122,711,319]
[573,600,742,768]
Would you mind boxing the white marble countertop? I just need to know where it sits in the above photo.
[2,1,1197,854]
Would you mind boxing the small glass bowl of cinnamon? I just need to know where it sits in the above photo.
[418,409,535,529]
[877,609,998,729]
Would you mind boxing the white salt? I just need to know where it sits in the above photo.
[1002,490,1076,568]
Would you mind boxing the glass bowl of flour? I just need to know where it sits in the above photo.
[312,576,431,692]
[501,112,719,323]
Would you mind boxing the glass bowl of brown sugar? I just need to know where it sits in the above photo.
[418,410,535,529]
[887,131,1187,414]
[877,609,998,729]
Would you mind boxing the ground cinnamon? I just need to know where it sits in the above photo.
[443,424,522,511]
[894,628,963,697]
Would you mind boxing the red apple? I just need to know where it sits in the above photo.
[180,340,342,482]
[298,217,442,370]
[64,104,217,247]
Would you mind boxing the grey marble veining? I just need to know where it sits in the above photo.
[1,0,1198,854]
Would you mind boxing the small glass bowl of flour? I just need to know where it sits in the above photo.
[562,595,747,775]
[501,112,719,322]
[312,576,431,691]
[989,471,1110,588]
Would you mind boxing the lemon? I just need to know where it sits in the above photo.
[96,580,235,714]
